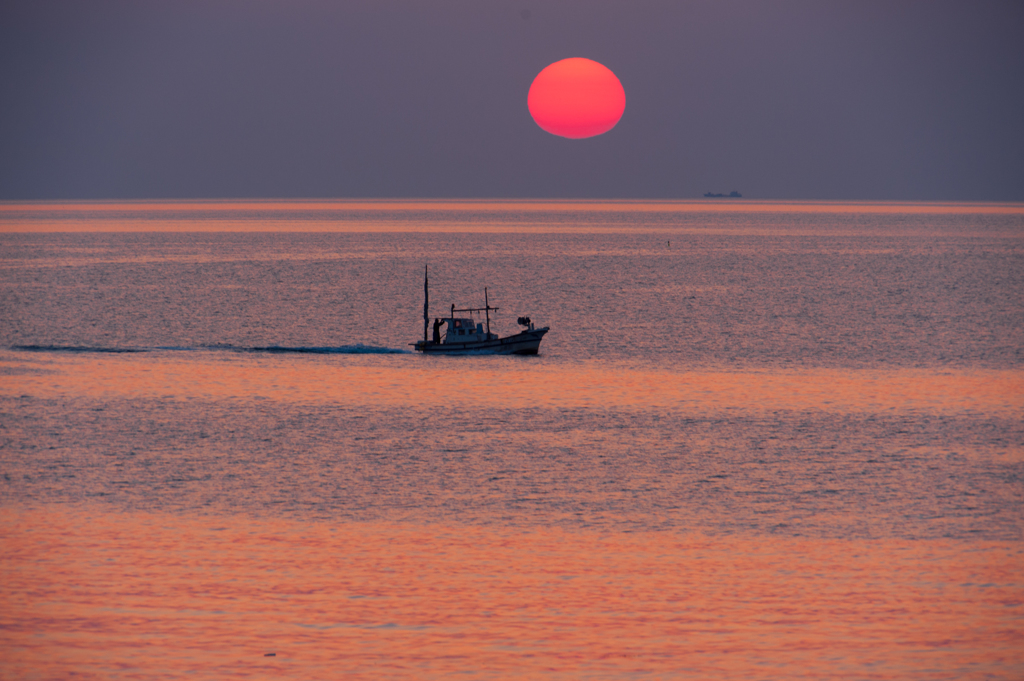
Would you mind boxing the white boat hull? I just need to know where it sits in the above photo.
[414,327,549,355]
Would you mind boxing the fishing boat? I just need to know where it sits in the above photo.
[412,266,549,355]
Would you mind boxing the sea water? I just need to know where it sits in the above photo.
[1,200,1022,679]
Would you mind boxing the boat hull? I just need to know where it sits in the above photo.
[414,328,549,355]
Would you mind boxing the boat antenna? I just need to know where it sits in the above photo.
[423,264,429,343]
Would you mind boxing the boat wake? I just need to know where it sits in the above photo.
[235,345,410,355]
[9,344,411,355]
[11,345,146,354]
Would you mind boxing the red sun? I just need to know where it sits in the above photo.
[528,58,626,139]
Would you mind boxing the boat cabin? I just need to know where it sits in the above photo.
[444,317,493,343]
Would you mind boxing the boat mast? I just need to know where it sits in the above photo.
[423,264,429,343]
[484,288,491,336]
[452,295,498,332]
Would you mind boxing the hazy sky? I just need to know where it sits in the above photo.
[1,0,1022,200]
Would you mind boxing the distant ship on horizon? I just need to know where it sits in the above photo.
[704,191,743,198]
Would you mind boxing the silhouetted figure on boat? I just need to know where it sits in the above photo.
[432,318,443,343]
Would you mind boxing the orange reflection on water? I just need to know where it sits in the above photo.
[2,199,1022,233]
[1,505,1021,679]
[3,351,1021,419]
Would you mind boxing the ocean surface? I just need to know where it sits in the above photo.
[1,200,1022,679]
